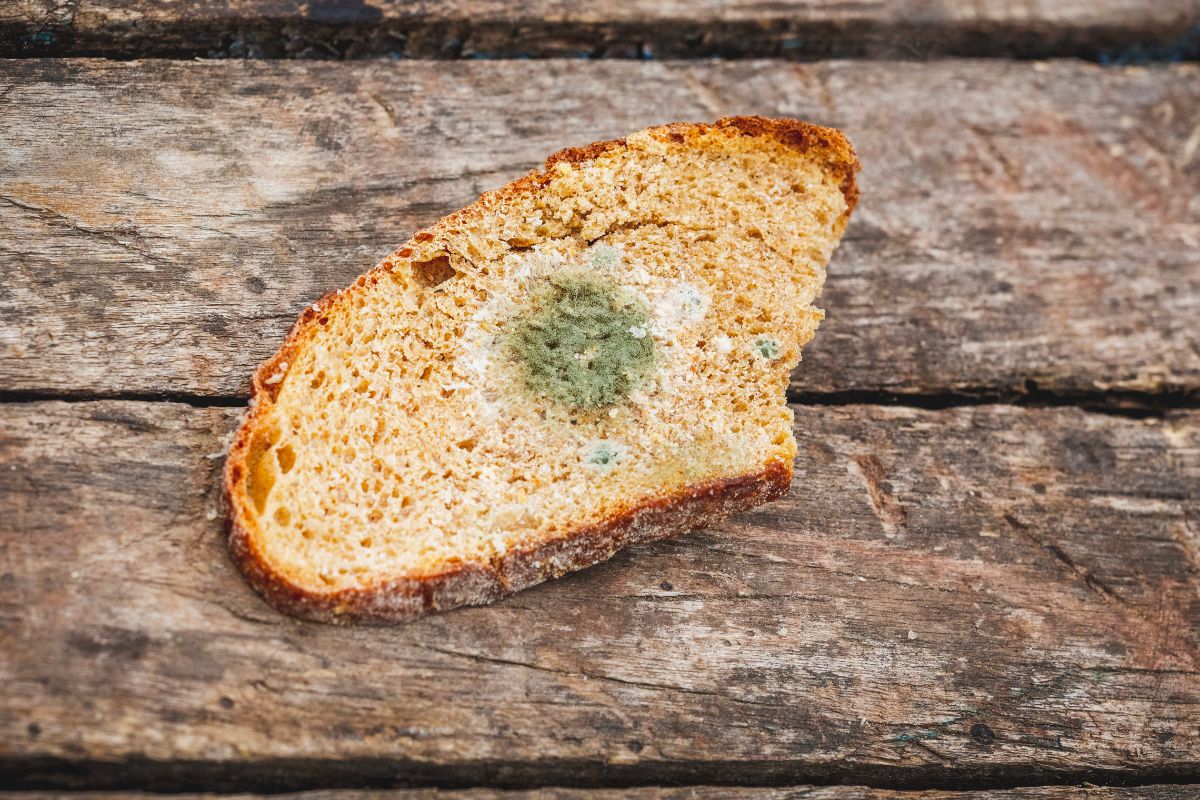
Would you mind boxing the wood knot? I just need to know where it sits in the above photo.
[970,723,996,746]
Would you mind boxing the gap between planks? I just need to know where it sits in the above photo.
[2,790,1200,800]
[0,387,1195,420]
[4,762,1200,796]
[4,756,1200,794]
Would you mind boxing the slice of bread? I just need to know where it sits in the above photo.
[224,116,859,623]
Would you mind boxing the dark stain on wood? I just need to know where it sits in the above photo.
[66,627,151,661]
[970,723,997,747]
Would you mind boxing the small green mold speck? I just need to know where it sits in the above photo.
[677,285,704,313]
[586,440,622,467]
[507,271,654,410]
[753,337,781,359]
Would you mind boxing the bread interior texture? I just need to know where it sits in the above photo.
[233,121,854,597]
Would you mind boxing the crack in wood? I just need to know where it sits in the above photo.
[691,539,969,597]
[1,194,175,270]
[1002,513,1199,671]
[1003,512,1126,606]
[787,388,1200,419]
[413,643,786,709]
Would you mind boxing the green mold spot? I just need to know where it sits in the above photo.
[586,440,622,468]
[508,271,655,410]
[754,336,781,360]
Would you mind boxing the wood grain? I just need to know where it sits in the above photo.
[1,59,1198,401]
[5,787,1200,799]
[2,400,1197,789]
[1,0,1197,60]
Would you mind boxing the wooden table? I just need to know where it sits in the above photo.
[2,3,1199,798]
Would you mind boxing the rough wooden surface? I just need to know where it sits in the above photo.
[5,787,1200,799]
[1,59,1198,401]
[2,399,1197,790]
[2,0,1198,60]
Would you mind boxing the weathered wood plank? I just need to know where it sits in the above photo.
[1,0,1198,60]
[4,787,1199,799]
[2,400,1197,789]
[1,59,1198,400]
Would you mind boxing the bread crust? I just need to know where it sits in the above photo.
[225,116,858,623]
[229,460,791,624]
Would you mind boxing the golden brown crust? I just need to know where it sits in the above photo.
[224,116,856,623]
[228,459,791,624]
[543,116,859,219]
[715,116,860,219]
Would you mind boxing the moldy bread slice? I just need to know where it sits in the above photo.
[224,117,859,623]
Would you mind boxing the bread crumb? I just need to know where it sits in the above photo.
[205,428,238,459]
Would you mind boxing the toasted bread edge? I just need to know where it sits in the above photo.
[229,459,791,624]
